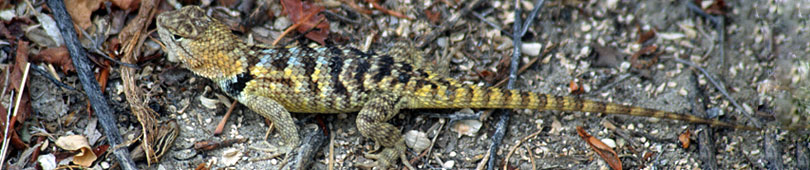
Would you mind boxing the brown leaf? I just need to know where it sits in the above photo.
[63,0,104,30]
[110,0,141,10]
[424,8,441,24]
[704,0,727,15]
[55,135,98,167]
[637,27,657,44]
[195,162,211,170]
[280,0,330,44]
[679,129,691,148]
[10,40,32,124]
[32,46,75,73]
[569,80,584,95]
[629,45,659,70]
[577,126,622,170]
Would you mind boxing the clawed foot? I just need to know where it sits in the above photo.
[356,141,414,170]
[249,141,295,165]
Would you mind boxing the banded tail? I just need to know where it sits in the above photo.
[404,78,758,130]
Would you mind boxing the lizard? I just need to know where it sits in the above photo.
[156,6,757,169]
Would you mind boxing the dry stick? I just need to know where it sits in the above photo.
[763,130,784,169]
[46,1,137,169]
[365,0,413,20]
[688,69,718,170]
[491,0,545,169]
[0,62,28,165]
[328,128,335,170]
[214,100,239,135]
[669,58,761,127]
[492,44,556,88]
[525,144,536,170]
[272,11,323,46]
[284,125,327,170]
[503,130,543,170]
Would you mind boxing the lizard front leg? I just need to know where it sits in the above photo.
[355,93,413,169]
[239,94,300,156]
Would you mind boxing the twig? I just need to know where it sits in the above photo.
[322,10,362,25]
[489,1,545,169]
[46,0,137,169]
[669,57,761,127]
[273,14,324,46]
[525,144,536,170]
[284,125,327,169]
[365,0,413,20]
[763,130,784,169]
[328,128,335,170]
[688,69,718,170]
[0,91,15,165]
[31,65,76,91]
[503,130,543,170]
[593,73,632,94]
[1,63,30,166]
[214,100,239,135]
[492,44,556,88]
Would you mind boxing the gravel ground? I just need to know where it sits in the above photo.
[12,0,810,170]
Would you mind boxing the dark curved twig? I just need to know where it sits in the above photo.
[489,0,545,169]
[31,65,76,91]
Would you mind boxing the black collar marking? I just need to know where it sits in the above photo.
[223,72,254,97]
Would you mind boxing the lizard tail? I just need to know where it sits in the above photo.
[406,78,758,130]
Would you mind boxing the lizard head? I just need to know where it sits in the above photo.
[157,6,249,80]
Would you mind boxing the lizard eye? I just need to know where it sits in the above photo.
[172,34,182,40]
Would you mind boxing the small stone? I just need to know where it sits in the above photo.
[521,42,543,56]
[437,37,449,48]
[443,160,455,169]
[601,138,617,148]
[100,162,110,169]
[403,130,430,153]
[678,88,688,96]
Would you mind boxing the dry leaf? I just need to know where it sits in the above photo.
[577,126,622,170]
[424,7,441,24]
[569,80,584,95]
[32,46,75,73]
[280,0,329,44]
[629,45,659,69]
[55,135,97,167]
[451,119,482,137]
[636,27,657,44]
[37,154,57,170]
[64,0,104,30]
[221,148,242,166]
[679,129,691,148]
[703,0,728,15]
[110,0,141,10]
[11,40,32,124]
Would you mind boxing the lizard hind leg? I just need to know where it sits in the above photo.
[355,93,414,169]
[239,95,300,162]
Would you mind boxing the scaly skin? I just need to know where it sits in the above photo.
[157,6,756,169]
